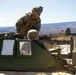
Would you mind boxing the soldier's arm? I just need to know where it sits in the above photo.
[35,18,41,32]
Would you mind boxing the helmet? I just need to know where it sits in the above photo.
[27,29,39,39]
[32,6,43,15]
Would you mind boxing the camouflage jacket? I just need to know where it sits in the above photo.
[16,12,41,34]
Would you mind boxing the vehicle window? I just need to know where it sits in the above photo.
[1,40,14,55]
[19,40,32,55]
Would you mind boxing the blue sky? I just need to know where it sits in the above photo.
[0,0,76,27]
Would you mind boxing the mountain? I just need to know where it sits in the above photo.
[40,21,76,34]
[0,21,76,34]
[0,26,16,32]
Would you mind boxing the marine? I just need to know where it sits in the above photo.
[15,6,43,38]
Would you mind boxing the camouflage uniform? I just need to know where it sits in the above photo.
[16,6,43,38]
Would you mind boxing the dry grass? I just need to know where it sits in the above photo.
[44,43,54,49]
[56,36,71,41]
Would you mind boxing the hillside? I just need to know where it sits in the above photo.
[40,21,76,34]
[0,21,76,34]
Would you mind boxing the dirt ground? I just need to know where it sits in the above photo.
[0,71,74,75]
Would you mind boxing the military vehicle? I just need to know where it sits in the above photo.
[1,32,76,75]
[0,32,67,72]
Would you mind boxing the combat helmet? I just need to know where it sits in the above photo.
[32,6,43,15]
[27,29,39,39]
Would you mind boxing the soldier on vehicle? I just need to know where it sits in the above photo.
[15,6,43,38]
[27,29,46,49]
